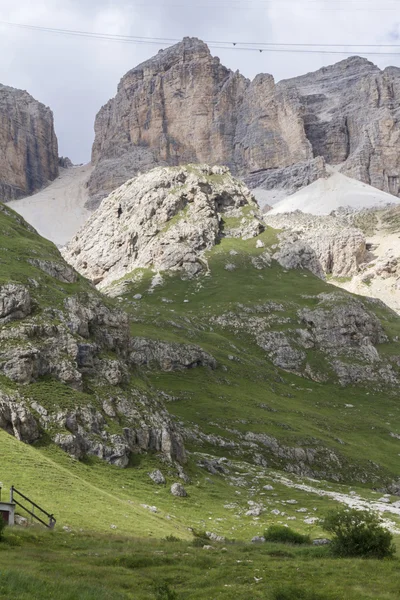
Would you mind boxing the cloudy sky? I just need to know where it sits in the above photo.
[1,0,399,163]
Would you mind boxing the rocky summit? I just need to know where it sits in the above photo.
[89,39,400,207]
[0,84,59,201]
[63,164,264,287]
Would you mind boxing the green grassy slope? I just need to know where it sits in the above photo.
[1,527,400,600]
[109,230,400,485]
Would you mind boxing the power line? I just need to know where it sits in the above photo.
[3,22,400,49]
[2,21,400,57]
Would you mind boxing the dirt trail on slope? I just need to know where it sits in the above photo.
[8,165,93,247]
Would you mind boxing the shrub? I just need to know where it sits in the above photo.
[322,508,395,559]
[191,529,209,547]
[272,586,329,600]
[153,582,178,600]
[264,525,310,545]
[0,516,6,541]
[163,535,180,543]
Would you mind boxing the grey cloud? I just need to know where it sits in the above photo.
[0,0,399,163]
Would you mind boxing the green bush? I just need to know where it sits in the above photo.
[153,582,178,600]
[264,525,310,545]
[191,529,209,547]
[0,516,6,541]
[322,508,395,559]
[272,586,329,600]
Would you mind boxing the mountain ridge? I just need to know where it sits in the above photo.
[88,38,400,207]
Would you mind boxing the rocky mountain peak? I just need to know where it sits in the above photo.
[122,36,213,82]
[88,41,400,208]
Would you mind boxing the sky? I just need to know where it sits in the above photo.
[0,0,399,163]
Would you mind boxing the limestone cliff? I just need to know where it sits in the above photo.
[89,38,311,206]
[278,57,400,197]
[0,84,59,201]
[89,42,400,206]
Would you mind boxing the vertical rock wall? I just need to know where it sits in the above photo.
[0,84,59,201]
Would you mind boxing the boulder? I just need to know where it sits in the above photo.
[171,483,187,497]
[149,470,166,485]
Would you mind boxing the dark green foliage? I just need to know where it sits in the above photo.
[191,529,209,547]
[322,508,396,559]
[272,586,329,600]
[153,582,178,600]
[264,525,311,545]
[0,515,6,541]
[163,535,180,543]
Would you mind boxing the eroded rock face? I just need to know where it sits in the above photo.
[0,284,32,323]
[273,238,325,279]
[0,284,198,465]
[89,38,311,205]
[0,392,39,443]
[0,84,58,200]
[63,165,264,287]
[265,212,367,277]
[278,57,400,196]
[89,45,400,204]
[130,338,217,371]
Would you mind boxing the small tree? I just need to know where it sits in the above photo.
[322,508,395,558]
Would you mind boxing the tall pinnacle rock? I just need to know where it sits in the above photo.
[0,84,59,201]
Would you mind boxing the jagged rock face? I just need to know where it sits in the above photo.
[244,157,328,204]
[64,165,264,287]
[0,84,59,200]
[89,38,311,205]
[0,285,198,465]
[278,58,400,195]
[273,238,325,280]
[89,44,400,205]
[265,212,367,277]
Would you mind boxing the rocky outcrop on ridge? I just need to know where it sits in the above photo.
[0,84,59,201]
[266,212,367,277]
[210,293,398,387]
[64,165,265,287]
[89,42,400,205]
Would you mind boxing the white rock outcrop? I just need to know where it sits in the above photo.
[63,165,264,287]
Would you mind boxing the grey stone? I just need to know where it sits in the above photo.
[149,470,166,485]
[171,483,187,497]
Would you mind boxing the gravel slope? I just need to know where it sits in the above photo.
[269,172,400,216]
[8,165,92,247]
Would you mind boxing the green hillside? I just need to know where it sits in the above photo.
[2,200,400,598]
[109,229,400,487]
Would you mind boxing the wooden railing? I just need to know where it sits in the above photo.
[10,486,56,529]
